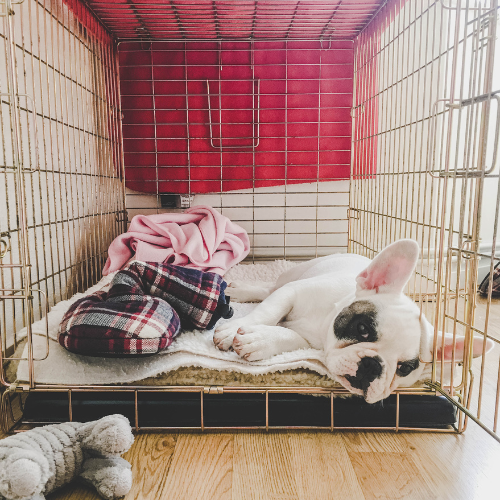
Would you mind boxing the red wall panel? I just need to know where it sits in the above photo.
[119,41,353,194]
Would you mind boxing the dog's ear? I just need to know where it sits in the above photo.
[434,332,494,362]
[356,239,419,294]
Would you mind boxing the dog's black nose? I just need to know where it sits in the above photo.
[345,356,383,392]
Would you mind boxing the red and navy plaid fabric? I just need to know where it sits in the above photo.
[125,261,227,330]
[479,262,500,297]
[59,261,230,357]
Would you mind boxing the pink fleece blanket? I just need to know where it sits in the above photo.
[103,206,250,276]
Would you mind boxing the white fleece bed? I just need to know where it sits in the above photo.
[15,260,339,387]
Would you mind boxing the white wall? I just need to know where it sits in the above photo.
[126,180,350,259]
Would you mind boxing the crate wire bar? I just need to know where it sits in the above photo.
[16,385,459,433]
[1,0,500,439]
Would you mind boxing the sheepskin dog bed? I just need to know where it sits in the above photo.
[8,260,457,430]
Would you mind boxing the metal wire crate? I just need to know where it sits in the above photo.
[1,0,500,441]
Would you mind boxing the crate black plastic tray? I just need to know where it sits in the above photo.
[22,391,456,429]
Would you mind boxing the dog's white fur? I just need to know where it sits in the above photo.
[214,240,493,403]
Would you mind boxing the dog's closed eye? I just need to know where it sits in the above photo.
[358,323,370,339]
[396,358,419,377]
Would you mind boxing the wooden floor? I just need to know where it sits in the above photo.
[49,422,500,500]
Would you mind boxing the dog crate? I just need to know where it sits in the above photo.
[1,0,500,439]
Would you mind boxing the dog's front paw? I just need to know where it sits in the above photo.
[232,325,286,361]
[226,281,251,303]
[213,319,250,351]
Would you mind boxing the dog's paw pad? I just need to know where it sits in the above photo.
[231,329,275,361]
[213,320,251,351]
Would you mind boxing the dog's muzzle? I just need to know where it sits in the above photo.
[344,356,383,393]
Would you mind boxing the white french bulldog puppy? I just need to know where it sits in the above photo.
[213,239,494,404]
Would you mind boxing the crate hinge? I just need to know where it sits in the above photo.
[428,90,500,178]
[0,232,11,259]
[204,386,224,395]
[0,0,24,18]
[6,382,30,393]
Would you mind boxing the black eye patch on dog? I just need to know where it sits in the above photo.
[396,357,420,377]
[334,300,378,343]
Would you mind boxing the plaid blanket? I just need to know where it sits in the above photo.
[59,262,232,357]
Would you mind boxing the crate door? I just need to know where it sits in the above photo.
[430,0,500,441]
[349,0,500,441]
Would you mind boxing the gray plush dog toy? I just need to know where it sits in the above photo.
[0,414,134,500]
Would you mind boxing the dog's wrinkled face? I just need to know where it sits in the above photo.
[324,239,494,403]
[329,294,427,403]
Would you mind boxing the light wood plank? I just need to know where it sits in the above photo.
[349,452,436,500]
[342,431,408,453]
[123,433,177,499]
[161,433,233,500]
[232,432,299,500]
[406,424,500,500]
[288,432,365,500]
